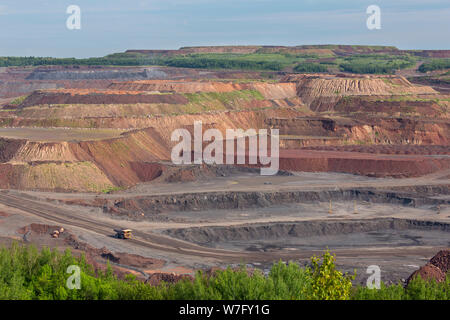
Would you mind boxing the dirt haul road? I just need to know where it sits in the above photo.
[91,168,450,199]
[0,191,446,265]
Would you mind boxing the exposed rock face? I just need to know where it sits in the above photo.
[145,273,194,286]
[78,189,449,216]
[19,89,189,107]
[283,74,437,111]
[271,117,450,146]
[429,250,450,274]
[285,74,436,96]
[165,219,450,245]
[0,108,305,191]
[108,80,298,100]
[0,82,58,98]
[126,45,450,57]
[26,68,168,81]
[0,71,448,192]
[406,264,446,284]
[0,138,25,162]
[406,249,449,285]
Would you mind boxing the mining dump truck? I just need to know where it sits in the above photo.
[114,229,132,239]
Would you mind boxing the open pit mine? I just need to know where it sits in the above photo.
[0,57,449,286]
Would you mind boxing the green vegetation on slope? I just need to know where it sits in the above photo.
[0,55,161,67]
[181,90,267,113]
[184,89,265,104]
[419,59,450,72]
[339,54,417,74]
[162,53,293,71]
[0,244,448,300]
[294,63,329,73]
[0,49,430,74]
[4,44,450,76]
[8,95,28,106]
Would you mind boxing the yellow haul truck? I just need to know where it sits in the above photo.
[114,229,132,239]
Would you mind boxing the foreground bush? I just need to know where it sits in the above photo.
[0,243,448,300]
[418,59,450,72]
[307,251,355,300]
[353,276,449,300]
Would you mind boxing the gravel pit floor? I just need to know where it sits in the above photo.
[1,175,449,285]
[163,217,450,284]
[0,127,128,142]
[163,219,450,252]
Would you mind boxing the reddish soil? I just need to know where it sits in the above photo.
[70,128,170,186]
[429,249,450,273]
[406,264,446,284]
[17,223,62,235]
[411,50,450,58]
[406,249,449,285]
[0,138,26,162]
[301,145,450,155]
[128,162,164,182]
[271,116,450,146]
[0,67,448,191]
[20,89,189,107]
[226,147,450,178]
[107,80,297,99]
[128,46,264,55]
[277,149,450,178]
[0,211,9,217]
[145,273,194,286]
[333,97,443,116]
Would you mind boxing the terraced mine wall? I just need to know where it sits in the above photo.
[0,127,170,190]
[332,97,446,116]
[26,68,168,80]
[108,81,298,100]
[0,109,303,191]
[1,66,257,99]
[270,117,450,146]
[0,161,114,192]
[301,145,450,155]
[0,75,448,192]
[19,90,190,107]
[0,138,25,162]
[74,189,450,217]
[0,105,448,191]
[0,107,303,131]
[5,93,300,122]
[0,82,59,99]
[282,74,438,111]
[277,150,450,178]
[164,218,450,245]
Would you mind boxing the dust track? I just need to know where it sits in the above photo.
[0,191,445,264]
[0,192,241,259]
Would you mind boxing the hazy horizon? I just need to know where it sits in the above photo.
[0,0,449,58]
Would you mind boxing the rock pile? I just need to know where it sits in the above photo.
[406,250,449,285]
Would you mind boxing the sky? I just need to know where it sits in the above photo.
[0,0,449,58]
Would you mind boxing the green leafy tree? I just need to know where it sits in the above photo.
[305,250,355,300]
